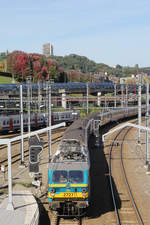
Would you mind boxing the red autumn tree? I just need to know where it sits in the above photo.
[16,53,30,81]
[39,66,49,80]
[7,50,23,77]
[28,53,45,81]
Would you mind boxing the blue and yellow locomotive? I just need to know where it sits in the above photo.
[48,137,90,216]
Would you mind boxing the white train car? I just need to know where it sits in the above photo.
[0,110,80,134]
[52,110,80,125]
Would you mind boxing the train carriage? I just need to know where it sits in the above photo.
[0,110,80,134]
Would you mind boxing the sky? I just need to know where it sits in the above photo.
[1,0,150,67]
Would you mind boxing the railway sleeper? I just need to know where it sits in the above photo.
[59,217,81,225]
[58,202,85,217]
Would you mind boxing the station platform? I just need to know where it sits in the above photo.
[0,190,39,225]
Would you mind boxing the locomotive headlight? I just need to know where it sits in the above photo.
[50,188,55,197]
[82,189,87,197]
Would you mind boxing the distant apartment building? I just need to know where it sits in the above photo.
[42,43,53,57]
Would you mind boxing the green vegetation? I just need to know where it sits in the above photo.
[0,189,8,195]
[80,106,102,117]
[140,67,150,74]
[15,182,33,188]
[1,51,149,83]
[0,54,8,62]
[0,75,13,84]
[48,54,111,74]
[48,54,146,77]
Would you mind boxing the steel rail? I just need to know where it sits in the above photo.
[108,125,144,225]
[108,128,122,225]
[120,129,144,225]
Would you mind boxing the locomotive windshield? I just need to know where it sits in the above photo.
[53,170,68,183]
[53,170,83,184]
[69,171,83,183]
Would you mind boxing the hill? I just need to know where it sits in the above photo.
[47,54,148,77]
[48,54,112,74]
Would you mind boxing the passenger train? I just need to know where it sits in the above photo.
[48,106,146,219]
[0,110,80,134]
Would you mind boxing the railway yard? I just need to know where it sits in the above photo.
[0,117,150,225]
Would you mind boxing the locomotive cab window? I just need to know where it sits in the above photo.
[53,170,68,183]
[69,170,83,183]
[53,170,83,183]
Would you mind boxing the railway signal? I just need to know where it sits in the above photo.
[29,136,44,173]
[29,145,43,164]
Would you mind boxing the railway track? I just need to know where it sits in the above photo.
[48,211,82,225]
[109,125,144,225]
[1,118,146,225]
[37,196,83,225]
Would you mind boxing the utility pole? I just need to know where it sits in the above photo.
[126,84,128,107]
[145,82,149,165]
[86,82,89,115]
[45,79,52,162]
[27,77,31,134]
[121,84,124,108]
[48,82,52,162]
[6,142,14,210]
[104,94,107,110]
[20,85,25,167]
[138,74,142,144]
[114,83,117,108]
[38,80,41,113]
[46,80,49,118]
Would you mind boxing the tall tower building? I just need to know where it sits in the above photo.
[42,43,53,57]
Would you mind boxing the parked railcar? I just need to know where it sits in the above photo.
[0,110,80,134]
[48,110,80,125]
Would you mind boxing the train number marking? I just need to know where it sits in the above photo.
[64,193,77,197]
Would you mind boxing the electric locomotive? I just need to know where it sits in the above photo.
[48,118,90,216]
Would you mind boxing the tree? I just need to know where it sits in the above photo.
[7,51,23,77]
[16,53,30,81]
[40,66,48,80]
[134,64,139,74]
